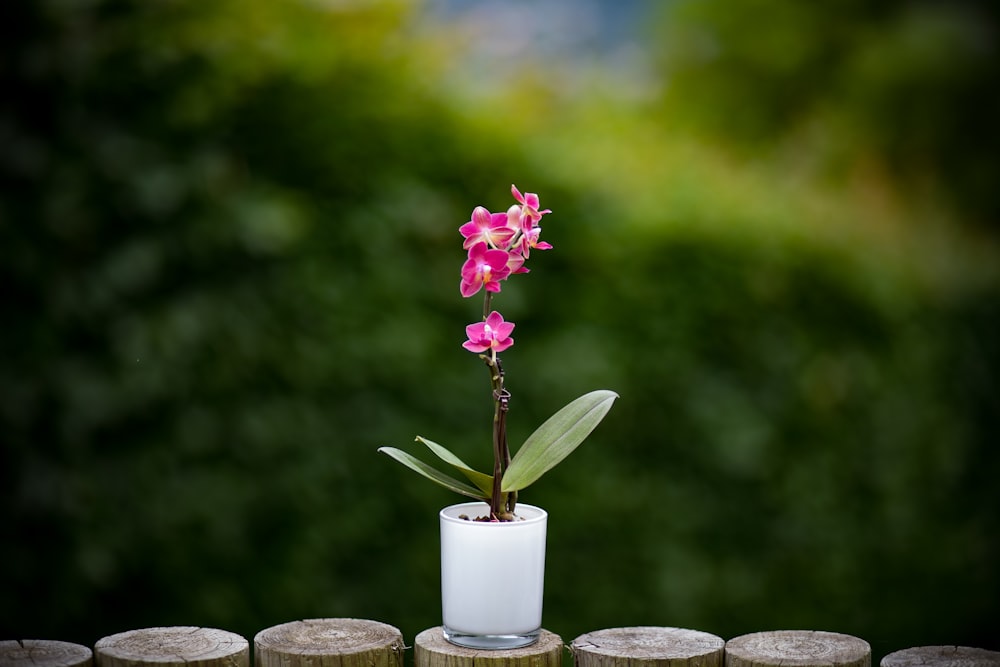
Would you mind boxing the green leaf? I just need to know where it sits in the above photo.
[501,389,618,493]
[416,436,494,497]
[377,446,488,500]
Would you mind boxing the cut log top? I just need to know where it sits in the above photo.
[254,619,404,667]
[93,627,248,667]
[881,647,1000,667]
[725,631,871,667]
[571,627,725,667]
[0,640,93,667]
[414,627,563,667]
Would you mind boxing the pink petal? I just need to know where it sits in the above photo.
[467,241,489,260]
[460,279,481,298]
[472,206,492,226]
[491,212,510,226]
[458,220,480,239]
[495,321,515,339]
[511,184,525,204]
[459,256,479,282]
[506,251,526,274]
[485,311,505,328]
[484,249,512,278]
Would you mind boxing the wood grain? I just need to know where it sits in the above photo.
[725,630,871,667]
[94,627,248,667]
[571,626,725,667]
[0,640,92,667]
[881,647,1000,667]
[254,618,404,667]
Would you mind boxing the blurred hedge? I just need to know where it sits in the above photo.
[652,0,1000,227]
[2,0,997,659]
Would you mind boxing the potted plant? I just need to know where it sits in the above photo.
[378,185,617,649]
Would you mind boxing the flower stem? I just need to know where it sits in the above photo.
[483,292,492,322]
[484,353,509,519]
[481,292,515,519]
[491,390,505,518]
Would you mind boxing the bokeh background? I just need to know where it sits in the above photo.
[3,0,998,660]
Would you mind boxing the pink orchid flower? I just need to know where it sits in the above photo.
[462,310,515,353]
[460,241,511,297]
[511,184,551,225]
[506,248,528,275]
[459,206,517,250]
[504,204,524,235]
[516,225,553,259]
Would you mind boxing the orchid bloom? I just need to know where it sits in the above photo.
[460,241,511,297]
[511,184,551,225]
[459,206,516,250]
[463,310,515,354]
[516,225,553,259]
[504,204,524,236]
[506,251,528,275]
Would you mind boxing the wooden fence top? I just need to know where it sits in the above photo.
[725,630,871,667]
[414,627,562,667]
[0,640,93,667]
[881,647,1000,667]
[254,619,404,667]
[93,627,249,667]
[571,627,725,667]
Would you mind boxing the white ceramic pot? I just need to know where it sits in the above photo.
[439,501,547,649]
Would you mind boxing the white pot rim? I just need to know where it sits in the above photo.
[440,501,547,525]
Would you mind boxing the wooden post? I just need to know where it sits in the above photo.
[94,627,248,667]
[726,631,871,667]
[0,640,92,667]
[571,627,725,667]
[414,627,562,667]
[254,618,404,667]
[881,647,1000,667]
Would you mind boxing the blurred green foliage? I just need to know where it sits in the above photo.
[653,0,1000,225]
[2,0,997,661]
